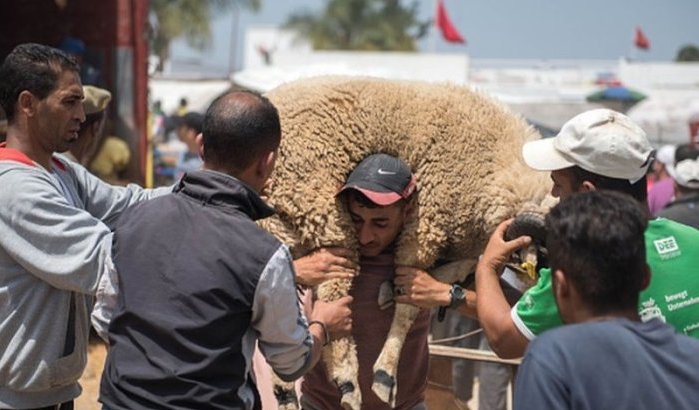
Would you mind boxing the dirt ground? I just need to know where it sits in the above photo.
[75,342,477,410]
[75,341,106,410]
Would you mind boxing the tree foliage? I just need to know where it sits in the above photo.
[150,0,260,71]
[285,0,429,51]
[676,44,699,62]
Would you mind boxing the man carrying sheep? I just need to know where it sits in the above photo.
[475,108,699,359]
[300,153,437,410]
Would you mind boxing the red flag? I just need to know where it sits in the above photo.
[634,26,650,50]
[436,0,465,44]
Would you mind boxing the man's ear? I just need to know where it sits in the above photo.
[640,263,652,291]
[580,180,597,193]
[195,133,204,159]
[18,91,37,117]
[403,196,416,218]
[256,150,276,177]
[553,269,570,303]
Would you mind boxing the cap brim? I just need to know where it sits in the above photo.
[338,185,403,206]
[522,138,575,172]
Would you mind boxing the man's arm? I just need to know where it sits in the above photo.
[293,247,357,288]
[0,172,112,293]
[91,240,118,342]
[394,267,477,318]
[253,246,351,381]
[63,157,172,229]
[475,219,531,358]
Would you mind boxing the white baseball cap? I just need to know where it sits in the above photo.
[672,158,699,189]
[522,109,654,183]
[655,144,676,167]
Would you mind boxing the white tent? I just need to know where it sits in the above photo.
[628,96,699,145]
[149,79,232,114]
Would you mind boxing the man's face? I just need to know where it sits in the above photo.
[347,196,410,257]
[33,70,85,154]
[550,169,583,200]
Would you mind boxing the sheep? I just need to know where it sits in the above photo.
[258,76,552,409]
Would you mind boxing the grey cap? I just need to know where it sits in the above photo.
[339,153,416,205]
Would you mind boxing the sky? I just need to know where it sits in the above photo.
[170,0,699,73]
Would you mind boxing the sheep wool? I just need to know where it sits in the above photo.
[260,76,552,409]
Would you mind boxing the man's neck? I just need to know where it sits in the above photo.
[201,164,262,194]
[5,128,53,170]
[571,307,640,324]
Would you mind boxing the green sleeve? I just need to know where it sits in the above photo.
[511,268,563,339]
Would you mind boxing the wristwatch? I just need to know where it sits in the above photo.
[438,283,466,322]
[449,284,466,309]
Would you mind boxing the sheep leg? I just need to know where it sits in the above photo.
[323,336,361,410]
[317,278,362,410]
[271,372,299,410]
[370,259,475,406]
[371,303,420,407]
[429,259,477,285]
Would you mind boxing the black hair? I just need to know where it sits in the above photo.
[674,144,699,163]
[178,112,204,134]
[545,191,648,314]
[0,43,79,121]
[569,166,648,203]
[202,91,281,172]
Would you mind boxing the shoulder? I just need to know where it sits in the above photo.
[0,163,62,204]
[647,218,699,237]
[536,320,653,354]
[645,218,699,260]
[113,192,175,231]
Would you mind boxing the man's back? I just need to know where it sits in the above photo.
[100,171,302,410]
[515,319,699,410]
[640,218,699,336]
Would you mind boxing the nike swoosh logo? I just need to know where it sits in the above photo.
[377,169,397,175]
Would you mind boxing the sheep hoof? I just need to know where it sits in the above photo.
[371,369,397,407]
[337,381,360,410]
[273,385,299,410]
[378,281,395,310]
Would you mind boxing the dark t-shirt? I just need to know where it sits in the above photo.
[658,194,699,230]
[514,318,699,410]
[301,249,430,410]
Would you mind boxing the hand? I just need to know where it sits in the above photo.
[294,247,357,287]
[394,266,451,309]
[310,296,353,341]
[478,219,532,275]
